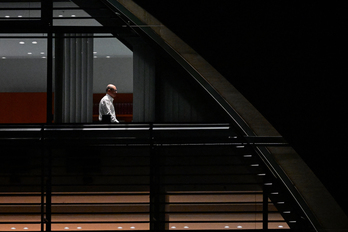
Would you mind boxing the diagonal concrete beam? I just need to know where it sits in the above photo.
[112,1,348,231]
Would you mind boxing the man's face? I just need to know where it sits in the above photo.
[108,86,117,98]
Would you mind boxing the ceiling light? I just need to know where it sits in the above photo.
[2,57,6,59]
[171,226,176,229]
[5,16,10,18]
[28,52,32,55]
[64,227,69,229]
[11,227,16,230]
[224,226,230,228]
[94,56,97,58]
[40,52,45,54]
[117,227,122,229]
[130,227,135,229]
[59,15,63,17]
[42,57,46,59]
[93,51,97,54]
[19,42,25,45]
[23,228,28,230]
[237,226,242,228]
[184,226,189,228]
[32,41,38,44]
[77,227,82,229]
[278,225,284,228]
[18,15,22,18]
[106,56,111,58]
[71,15,76,17]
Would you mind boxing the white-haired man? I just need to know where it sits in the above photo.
[98,84,119,123]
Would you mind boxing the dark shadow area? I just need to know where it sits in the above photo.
[134,0,347,215]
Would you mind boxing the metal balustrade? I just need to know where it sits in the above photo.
[0,124,315,231]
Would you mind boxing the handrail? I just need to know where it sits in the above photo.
[97,1,322,231]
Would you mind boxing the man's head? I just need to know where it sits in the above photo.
[106,84,117,98]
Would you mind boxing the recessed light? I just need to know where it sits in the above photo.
[18,15,22,18]
[59,15,63,17]
[64,227,69,229]
[278,225,284,228]
[117,227,122,229]
[171,226,176,229]
[19,42,25,45]
[106,56,111,58]
[28,52,32,55]
[71,15,76,17]
[32,41,38,44]
[40,52,45,54]
[5,16,10,18]
[2,57,6,59]
[184,226,189,228]
[23,227,28,230]
[237,226,242,228]
[11,227,16,230]
[42,57,46,59]
[93,51,97,54]
[224,226,230,228]
[77,227,82,229]
[130,226,135,229]
[94,56,97,58]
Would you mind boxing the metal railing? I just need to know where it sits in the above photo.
[0,123,316,231]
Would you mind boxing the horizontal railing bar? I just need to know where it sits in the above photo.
[0,8,41,10]
[0,193,150,196]
[0,202,270,206]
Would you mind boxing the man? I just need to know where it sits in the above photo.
[99,84,119,123]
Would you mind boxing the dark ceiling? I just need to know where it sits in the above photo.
[133,0,346,215]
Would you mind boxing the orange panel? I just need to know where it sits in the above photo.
[0,93,47,123]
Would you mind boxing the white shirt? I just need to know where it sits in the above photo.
[98,94,119,123]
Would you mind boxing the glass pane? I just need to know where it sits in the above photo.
[49,145,150,231]
[93,34,133,123]
[0,1,41,21]
[0,34,47,123]
[0,143,42,232]
[53,1,101,27]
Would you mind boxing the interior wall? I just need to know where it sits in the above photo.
[0,59,47,92]
[93,57,133,93]
[0,57,133,93]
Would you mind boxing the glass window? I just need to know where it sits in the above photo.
[0,34,47,123]
[93,34,133,123]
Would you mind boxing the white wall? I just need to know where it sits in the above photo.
[0,59,47,92]
[93,56,133,93]
[0,56,133,93]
